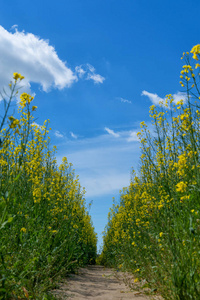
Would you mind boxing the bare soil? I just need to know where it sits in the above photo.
[52,265,162,300]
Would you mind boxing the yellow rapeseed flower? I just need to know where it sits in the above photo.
[8,116,20,128]
[191,44,200,60]
[176,181,187,193]
[13,72,24,81]
[32,106,37,111]
[20,93,34,108]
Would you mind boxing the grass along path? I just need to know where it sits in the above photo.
[52,265,162,300]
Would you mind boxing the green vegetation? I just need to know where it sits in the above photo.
[0,73,97,299]
[101,46,200,299]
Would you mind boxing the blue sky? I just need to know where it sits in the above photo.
[1,0,200,249]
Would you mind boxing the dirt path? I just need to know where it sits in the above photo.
[52,265,160,300]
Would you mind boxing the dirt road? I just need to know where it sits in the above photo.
[52,265,160,300]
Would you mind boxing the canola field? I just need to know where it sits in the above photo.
[0,74,97,299]
[1,45,200,300]
[101,46,200,299]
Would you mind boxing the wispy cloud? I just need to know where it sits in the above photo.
[79,172,131,197]
[56,130,141,197]
[127,130,138,142]
[104,127,120,138]
[10,24,18,31]
[172,92,188,103]
[75,63,105,84]
[142,90,187,106]
[55,130,64,138]
[87,73,105,84]
[70,131,78,139]
[75,66,86,78]
[87,64,95,73]
[141,90,164,105]
[117,97,132,104]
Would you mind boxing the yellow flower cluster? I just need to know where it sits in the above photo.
[176,181,187,193]
[8,116,20,128]
[102,47,200,298]
[191,44,200,60]
[13,72,24,81]
[19,92,34,108]
[0,73,97,298]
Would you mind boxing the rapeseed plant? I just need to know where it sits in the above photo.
[0,74,97,299]
[102,45,200,299]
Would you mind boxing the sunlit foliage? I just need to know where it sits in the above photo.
[101,46,200,299]
[0,74,97,299]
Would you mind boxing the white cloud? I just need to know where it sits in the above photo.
[142,90,187,106]
[127,130,139,142]
[0,25,77,93]
[87,73,105,84]
[173,91,188,104]
[10,24,18,31]
[0,25,106,95]
[75,63,105,84]
[79,172,130,197]
[55,130,64,138]
[104,127,120,138]
[70,131,78,139]
[87,64,95,73]
[118,97,132,104]
[141,90,164,105]
[75,66,86,78]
